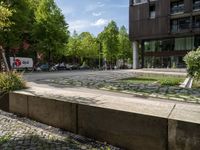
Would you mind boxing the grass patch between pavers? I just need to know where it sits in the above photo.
[0,135,11,145]
[121,75,185,86]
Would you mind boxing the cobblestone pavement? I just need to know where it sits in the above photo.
[0,110,121,150]
[32,71,200,104]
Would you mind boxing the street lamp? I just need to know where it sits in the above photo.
[97,40,102,70]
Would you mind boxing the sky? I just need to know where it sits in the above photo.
[55,0,129,36]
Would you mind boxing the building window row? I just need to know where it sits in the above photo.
[171,16,200,32]
[171,0,184,14]
[144,36,200,52]
[171,0,200,15]
[193,0,200,10]
[144,56,185,68]
[130,0,148,6]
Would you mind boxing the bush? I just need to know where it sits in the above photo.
[0,72,26,92]
[184,47,200,80]
[159,78,183,86]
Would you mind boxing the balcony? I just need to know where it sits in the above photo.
[193,23,200,29]
[171,20,191,33]
[171,6,184,15]
[193,2,200,11]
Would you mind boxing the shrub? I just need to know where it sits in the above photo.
[0,71,26,92]
[184,47,200,80]
[159,78,183,86]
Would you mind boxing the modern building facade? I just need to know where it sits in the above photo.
[129,0,200,69]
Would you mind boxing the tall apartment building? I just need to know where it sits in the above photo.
[129,0,200,69]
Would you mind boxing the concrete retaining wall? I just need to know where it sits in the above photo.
[0,93,9,111]
[9,92,200,150]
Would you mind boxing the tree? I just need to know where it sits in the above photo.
[32,0,69,64]
[0,0,34,49]
[184,47,200,80]
[79,32,99,64]
[0,2,13,30]
[118,26,132,64]
[98,20,119,66]
[66,31,81,64]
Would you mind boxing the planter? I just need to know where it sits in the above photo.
[0,92,9,112]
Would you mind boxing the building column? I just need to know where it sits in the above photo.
[133,41,139,69]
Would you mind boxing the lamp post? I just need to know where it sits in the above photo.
[97,40,102,70]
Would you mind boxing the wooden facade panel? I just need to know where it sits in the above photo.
[185,0,192,13]
[129,0,200,41]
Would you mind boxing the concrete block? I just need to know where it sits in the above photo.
[28,96,77,132]
[168,104,200,150]
[0,93,9,112]
[168,119,200,150]
[78,105,168,150]
[9,92,28,116]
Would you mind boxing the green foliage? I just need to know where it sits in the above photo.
[79,32,99,59]
[32,0,69,61]
[66,31,99,65]
[0,134,11,145]
[98,20,119,63]
[0,2,13,29]
[66,31,82,59]
[118,26,132,61]
[122,75,184,86]
[159,78,183,86]
[184,47,200,80]
[0,72,26,92]
[0,0,34,48]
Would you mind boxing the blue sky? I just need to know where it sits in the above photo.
[55,0,129,36]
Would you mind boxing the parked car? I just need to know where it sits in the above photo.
[80,63,90,70]
[36,64,49,71]
[53,63,66,71]
[69,64,80,70]
[36,63,56,72]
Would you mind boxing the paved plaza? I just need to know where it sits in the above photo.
[25,70,200,103]
[0,110,120,150]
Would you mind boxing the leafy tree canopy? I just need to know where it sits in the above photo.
[98,20,119,63]
[0,2,13,29]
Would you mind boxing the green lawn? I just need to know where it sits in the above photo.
[121,75,185,86]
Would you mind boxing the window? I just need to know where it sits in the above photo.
[149,4,156,19]
[144,41,156,52]
[171,17,190,32]
[193,16,200,28]
[195,36,200,48]
[133,0,147,5]
[171,0,184,14]
[193,0,200,10]
[175,37,195,51]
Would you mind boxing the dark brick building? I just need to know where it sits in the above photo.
[129,0,200,68]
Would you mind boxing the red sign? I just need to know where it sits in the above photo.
[15,59,21,67]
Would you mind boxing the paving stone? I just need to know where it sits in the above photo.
[0,110,120,150]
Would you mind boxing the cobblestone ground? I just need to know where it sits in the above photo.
[36,71,200,103]
[0,110,121,150]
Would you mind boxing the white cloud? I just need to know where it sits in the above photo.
[68,18,109,33]
[91,19,109,27]
[92,12,102,17]
[61,7,74,15]
[109,5,128,8]
[68,20,91,32]
[85,2,105,12]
